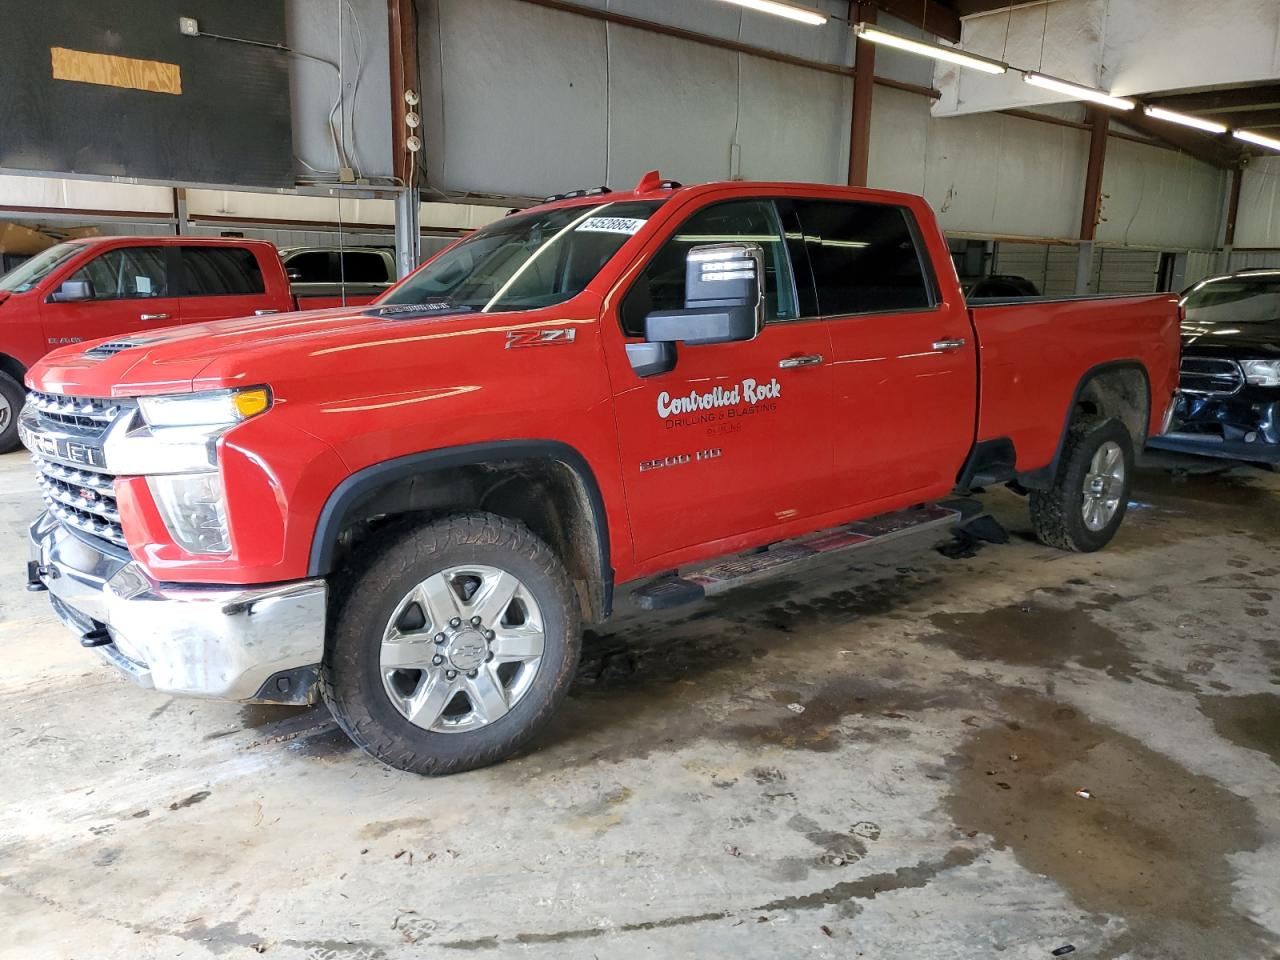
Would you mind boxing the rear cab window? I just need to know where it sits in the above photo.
[784,199,936,317]
[179,246,265,297]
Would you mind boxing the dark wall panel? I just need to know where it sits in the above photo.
[0,0,293,187]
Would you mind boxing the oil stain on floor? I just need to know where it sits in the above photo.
[945,690,1275,959]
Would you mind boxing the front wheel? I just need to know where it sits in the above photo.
[321,513,582,775]
[0,373,24,454]
[1030,417,1134,552]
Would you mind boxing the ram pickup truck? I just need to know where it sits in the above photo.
[20,173,1180,775]
[0,236,294,452]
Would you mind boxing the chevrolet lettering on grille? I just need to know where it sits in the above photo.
[24,430,107,469]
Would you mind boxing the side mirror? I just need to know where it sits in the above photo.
[50,279,92,302]
[646,242,764,346]
[627,243,765,377]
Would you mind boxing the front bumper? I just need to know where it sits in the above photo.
[1146,390,1280,465]
[28,512,327,703]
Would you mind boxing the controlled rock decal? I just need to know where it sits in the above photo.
[657,377,781,419]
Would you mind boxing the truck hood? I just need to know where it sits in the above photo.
[1182,318,1280,357]
[26,302,574,397]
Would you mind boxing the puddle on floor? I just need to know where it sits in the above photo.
[1198,693,1280,767]
[946,690,1273,959]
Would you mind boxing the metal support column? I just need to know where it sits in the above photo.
[393,188,421,280]
[1218,166,1243,274]
[172,187,188,235]
[1076,107,1109,294]
[847,2,875,188]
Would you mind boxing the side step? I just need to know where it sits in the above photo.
[633,504,961,610]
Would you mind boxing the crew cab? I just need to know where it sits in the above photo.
[0,236,293,452]
[20,173,1180,775]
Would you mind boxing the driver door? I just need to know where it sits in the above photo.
[40,244,179,346]
[607,198,833,564]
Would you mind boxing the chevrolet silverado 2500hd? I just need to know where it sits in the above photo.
[0,236,295,452]
[21,174,1181,775]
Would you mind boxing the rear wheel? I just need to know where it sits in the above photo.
[0,373,23,454]
[321,512,581,775]
[1030,417,1134,552]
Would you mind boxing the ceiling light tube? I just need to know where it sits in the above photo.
[1023,72,1135,111]
[1234,129,1280,152]
[854,22,1008,75]
[1142,105,1227,134]
[715,0,829,26]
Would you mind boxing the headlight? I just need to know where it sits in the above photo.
[1240,360,1280,388]
[147,472,231,554]
[137,387,271,429]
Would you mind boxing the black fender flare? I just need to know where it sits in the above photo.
[307,439,613,599]
[1018,359,1151,489]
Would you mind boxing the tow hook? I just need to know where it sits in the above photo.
[26,560,52,592]
[80,627,112,648]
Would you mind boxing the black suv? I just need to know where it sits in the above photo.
[1149,269,1280,464]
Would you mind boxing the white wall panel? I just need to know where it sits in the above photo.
[925,109,1087,239]
[287,0,393,179]
[1095,138,1226,250]
[1236,157,1280,249]
[420,0,609,198]
[868,86,928,196]
[0,175,174,213]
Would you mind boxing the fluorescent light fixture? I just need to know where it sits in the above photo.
[1023,72,1135,111]
[714,0,828,26]
[855,22,1008,75]
[1142,105,1227,134]
[1234,128,1280,152]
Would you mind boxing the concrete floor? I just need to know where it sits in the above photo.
[2,449,1279,960]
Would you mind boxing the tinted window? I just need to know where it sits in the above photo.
[181,247,265,296]
[969,275,1040,299]
[340,251,390,283]
[620,199,796,337]
[384,200,663,312]
[285,251,333,283]
[791,201,932,316]
[68,247,168,300]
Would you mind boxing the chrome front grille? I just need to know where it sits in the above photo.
[26,390,124,434]
[32,455,126,546]
[1179,357,1244,397]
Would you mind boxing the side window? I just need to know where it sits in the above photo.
[791,200,934,316]
[285,251,334,283]
[340,251,391,283]
[67,247,168,300]
[181,247,266,297]
[620,199,797,337]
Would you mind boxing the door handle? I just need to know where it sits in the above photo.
[254,309,279,316]
[778,354,824,369]
[139,312,170,321]
[931,338,967,351]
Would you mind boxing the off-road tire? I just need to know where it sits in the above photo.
[0,373,24,454]
[321,512,581,775]
[1030,417,1134,552]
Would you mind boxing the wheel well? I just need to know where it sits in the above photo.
[315,451,611,622]
[0,353,26,385]
[1073,364,1150,443]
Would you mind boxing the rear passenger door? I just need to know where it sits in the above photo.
[176,246,271,324]
[787,198,977,508]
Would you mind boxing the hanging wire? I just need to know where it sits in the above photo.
[1038,0,1050,72]
[1001,0,1014,62]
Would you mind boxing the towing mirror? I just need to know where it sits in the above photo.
[628,242,764,377]
[645,242,764,346]
[50,279,92,303]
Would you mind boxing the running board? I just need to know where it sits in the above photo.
[632,504,961,610]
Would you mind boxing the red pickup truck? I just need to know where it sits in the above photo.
[20,174,1180,775]
[0,237,295,452]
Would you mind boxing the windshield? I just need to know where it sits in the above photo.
[1182,275,1280,324]
[0,242,85,294]
[382,200,663,312]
